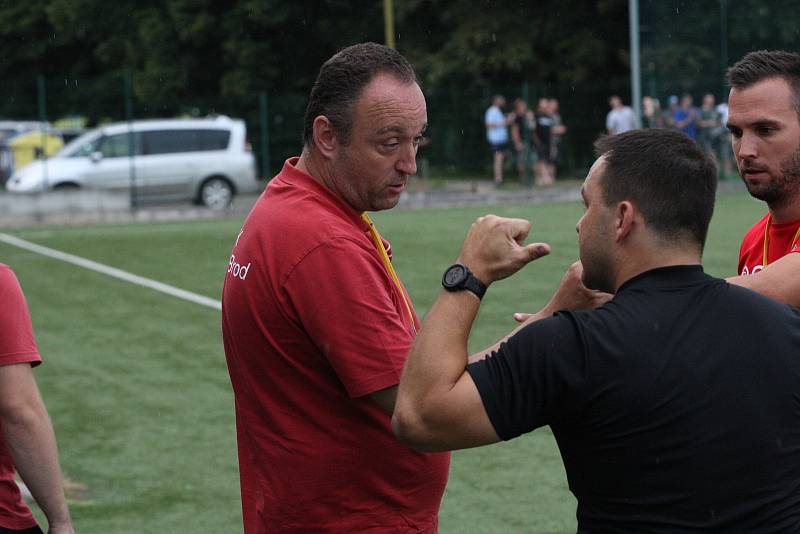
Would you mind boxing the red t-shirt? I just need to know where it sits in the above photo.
[0,264,41,530]
[738,213,800,275]
[221,158,450,533]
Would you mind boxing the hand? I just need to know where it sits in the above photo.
[457,215,550,285]
[513,261,612,322]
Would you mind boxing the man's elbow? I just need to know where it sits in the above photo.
[391,404,446,453]
[0,398,47,430]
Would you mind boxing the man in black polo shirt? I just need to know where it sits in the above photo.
[393,129,800,531]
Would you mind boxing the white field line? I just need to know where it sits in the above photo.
[0,233,221,311]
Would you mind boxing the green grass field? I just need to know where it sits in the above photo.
[0,190,765,533]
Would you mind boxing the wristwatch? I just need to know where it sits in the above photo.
[441,263,487,300]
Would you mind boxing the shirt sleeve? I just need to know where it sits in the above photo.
[467,313,588,441]
[0,266,42,367]
[282,237,413,398]
[605,111,613,131]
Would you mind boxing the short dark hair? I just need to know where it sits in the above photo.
[303,42,418,148]
[726,50,800,118]
[594,129,717,249]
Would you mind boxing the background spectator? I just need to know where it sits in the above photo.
[715,100,734,177]
[605,95,637,135]
[698,93,722,155]
[485,95,510,185]
[534,98,556,185]
[642,96,662,128]
[509,98,535,185]
[549,98,567,180]
[672,93,699,139]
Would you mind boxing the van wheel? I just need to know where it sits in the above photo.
[53,182,81,191]
[199,177,233,209]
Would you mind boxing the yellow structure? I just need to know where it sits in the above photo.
[9,130,64,170]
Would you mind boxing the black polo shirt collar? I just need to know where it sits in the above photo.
[616,264,706,294]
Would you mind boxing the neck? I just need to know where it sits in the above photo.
[297,149,338,193]
[612,242,702,292]
[768,193,800,223]
[296,149,363,213]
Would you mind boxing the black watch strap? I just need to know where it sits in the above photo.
[442,264,487,300]
[462,273,487,300]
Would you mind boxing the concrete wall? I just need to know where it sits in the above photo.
[0,191,245,228]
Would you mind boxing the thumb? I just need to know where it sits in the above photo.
[519,242,551,263]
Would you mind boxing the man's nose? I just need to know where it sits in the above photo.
[396,143,418,175]
[736,132,758,160]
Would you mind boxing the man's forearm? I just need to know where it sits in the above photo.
[398,290,480,409]
[3,400,72,530]
[728,253,800,308]
[394,215,550,451]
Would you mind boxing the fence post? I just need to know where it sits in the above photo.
[259,91,270,181]
[37,76,49,189]
[520,81,531,186]
[719,0,729,99]
[124,69,138,209]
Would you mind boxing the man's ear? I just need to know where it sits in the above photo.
[312,115,338,160]
[614,200,636,242]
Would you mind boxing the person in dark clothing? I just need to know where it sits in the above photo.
[533,98,555,185]
[393,128,800,531]
[510,98,535,184]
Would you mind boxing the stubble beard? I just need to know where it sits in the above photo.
[582,262,615,294]
[332,146,406,213]
[580,241,616,294]
[742,144,800,211]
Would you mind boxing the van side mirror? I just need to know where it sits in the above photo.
[90,151,103,163]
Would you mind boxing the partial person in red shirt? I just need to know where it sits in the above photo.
[221,43,450,532]
[0,264,73,534]
[725,50,800,304]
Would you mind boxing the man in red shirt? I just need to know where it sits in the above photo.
[0,264,72,534]
[221,43,450,532]
[726,50,800,305]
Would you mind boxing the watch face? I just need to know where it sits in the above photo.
[444,264,467,287]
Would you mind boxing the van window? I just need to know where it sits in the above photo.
[143,129,230,155]
[97,132,143,158]
[67,132,141,158]
[70,138,101,157]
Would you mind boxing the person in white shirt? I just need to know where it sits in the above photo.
[606,95,637,135]
[485,95,510,184]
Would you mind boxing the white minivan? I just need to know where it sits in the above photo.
[6,116,260,209]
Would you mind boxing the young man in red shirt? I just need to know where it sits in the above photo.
[0,264,73,534]
[726,50,800,305]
